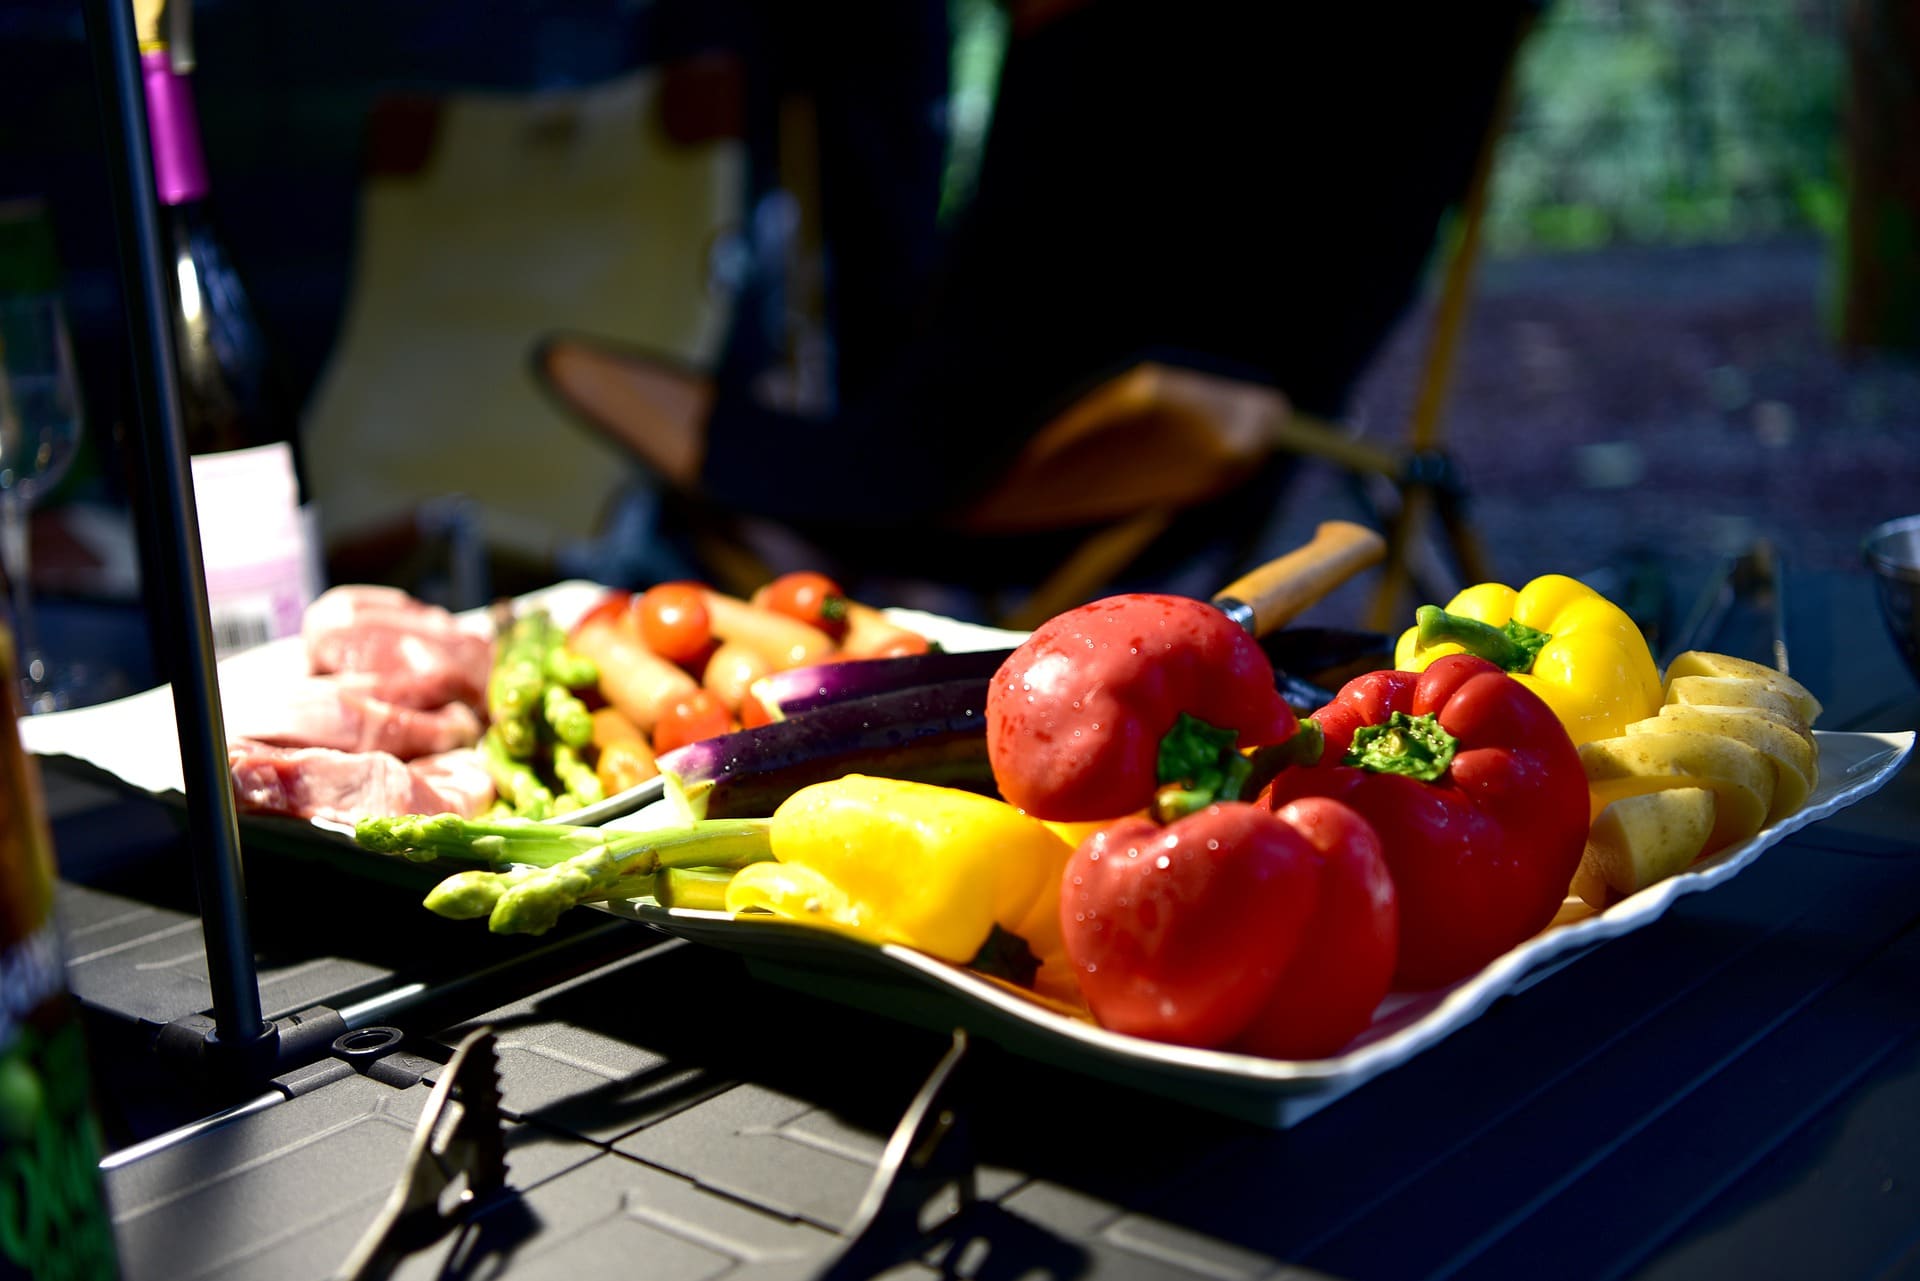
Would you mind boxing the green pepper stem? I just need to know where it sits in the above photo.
[1239,720,1326,801]
[1152,711,1259,822]
[1344,711,1458,781]
[1414,605,1549,674]
[967,924,1040,988]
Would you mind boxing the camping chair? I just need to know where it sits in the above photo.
[532,4,1536,626]
[530,341,1290,628]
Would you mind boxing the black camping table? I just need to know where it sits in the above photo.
[52,0,1920,1275]
[43,562,1920,1281]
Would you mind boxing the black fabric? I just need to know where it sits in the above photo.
[697,1,1528,544]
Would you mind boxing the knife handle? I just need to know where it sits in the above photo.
[1212,521,1388,636]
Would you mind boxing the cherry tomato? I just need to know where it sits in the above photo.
[651,688,734,755]
[637,581,713,667]
[867,634,930,659]
[570,590,635,642]
[756,571,849,642]
[738,691,776,729]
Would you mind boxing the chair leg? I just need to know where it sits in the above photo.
[1365,7,1535,630]
[690,526,776,600]
[530,333,712,489]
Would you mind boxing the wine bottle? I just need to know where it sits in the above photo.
[0,622,124,1280]
[140,8,320,658]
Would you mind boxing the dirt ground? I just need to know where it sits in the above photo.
[1260,236,1919,617]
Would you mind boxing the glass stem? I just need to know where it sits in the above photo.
[0,488,47,707]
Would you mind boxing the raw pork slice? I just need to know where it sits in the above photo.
[230,739,421,824]
[228,740,496,824]
[407,748,496,818]
[228,675,483,759]
[302,584,494,709]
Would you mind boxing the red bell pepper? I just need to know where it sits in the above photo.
[986,593,1298,822]
[1058,798,1396,1055]
[1260,653,1588,990]
[1232,797,1399,1059]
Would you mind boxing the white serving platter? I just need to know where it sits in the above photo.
[25,586,1909,1127]
[591,728,1914,1129]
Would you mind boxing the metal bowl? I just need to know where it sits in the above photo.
[1864,514,1920,686]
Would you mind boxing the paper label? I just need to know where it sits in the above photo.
[190,442,318,658]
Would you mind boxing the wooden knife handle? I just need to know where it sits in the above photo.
[1211,521,1388,637]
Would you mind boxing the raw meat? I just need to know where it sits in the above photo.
[408,748,497,819]
[228,675,482,759]
[228,740,496,824]
[225,587,509,827]
[302,584,494,709]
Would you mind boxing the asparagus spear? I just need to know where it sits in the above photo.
[445,821,768,933]
[654,867,737,912]
[478,727,556,819]
[484,607,607,815]
[423,865,658,920]
[541,682,594,749]
[487,613,549,759]
[550,740,605,810]
[369,815,773,935]
[354,810,613,865]
[543,642,598,690]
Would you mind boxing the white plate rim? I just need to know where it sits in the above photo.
[594,728,1913,1102]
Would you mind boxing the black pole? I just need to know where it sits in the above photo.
[79,0,274,1075]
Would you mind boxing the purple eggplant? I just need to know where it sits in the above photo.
[750,648,1013,719]
[656,679,995,820]
[749,625,1391,723]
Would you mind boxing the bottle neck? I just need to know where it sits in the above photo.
[142,49,209,206]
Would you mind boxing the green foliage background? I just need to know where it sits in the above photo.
[1487,0,1846,254]
[944,0,1850,256]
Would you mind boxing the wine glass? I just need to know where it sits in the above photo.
[0,292,85,712]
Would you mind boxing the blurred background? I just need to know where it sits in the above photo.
[1,0,1916,693]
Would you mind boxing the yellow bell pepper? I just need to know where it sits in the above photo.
[724,775,1082,999]
[1393,574,1662,746]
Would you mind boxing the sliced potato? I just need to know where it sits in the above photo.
[1580,730,1774,854]
[1663,675,1808,731]
[1571,786,1717,909]
[1634,706,1817,822]
[1663,651,1822,725]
